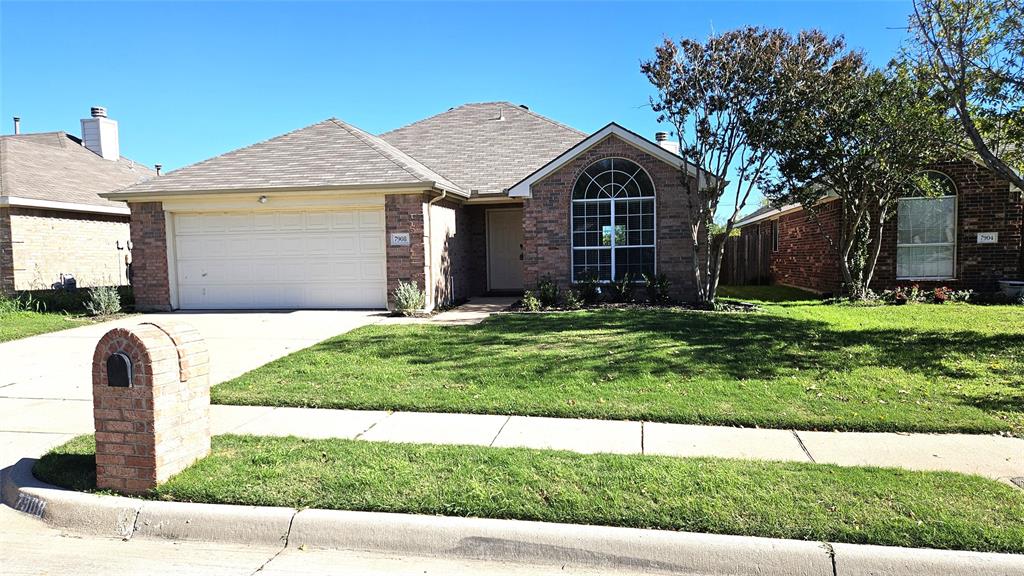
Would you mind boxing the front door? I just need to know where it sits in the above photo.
[487,209,524,291]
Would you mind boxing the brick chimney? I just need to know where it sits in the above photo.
[81,106,120,160]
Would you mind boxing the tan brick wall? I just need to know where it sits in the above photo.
[7,208,130,290]
[92,321,210,494]
[128,202,172,311]
[523,135,697,301]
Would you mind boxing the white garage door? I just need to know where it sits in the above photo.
[173,209,387,309]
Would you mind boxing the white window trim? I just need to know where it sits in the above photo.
[895,193,958,281]
[570,158,657,283]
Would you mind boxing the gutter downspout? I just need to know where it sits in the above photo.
[425,189,447,311]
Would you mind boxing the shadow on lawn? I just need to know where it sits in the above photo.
[314,309,1023,416]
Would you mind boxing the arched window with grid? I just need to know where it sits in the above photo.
[571,158,656,282]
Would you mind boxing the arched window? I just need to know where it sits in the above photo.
[571,158,656,282]
[897,170,957,279]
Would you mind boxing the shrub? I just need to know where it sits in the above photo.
[521,290,542,311]
[392,281,425,316]
[573,273,601,304]
[643,273,671,304]
[536,276,560,308]
[84,286,122,316]
[563,289,583,310]
[610,273,636,303]
[0,296,25,314]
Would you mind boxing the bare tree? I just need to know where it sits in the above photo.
[909,0,1024,190]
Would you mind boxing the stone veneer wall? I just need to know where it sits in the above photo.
[128,202,172,311]
[523,135,697,301]
[7,207,131,290]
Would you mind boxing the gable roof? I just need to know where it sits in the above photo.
[380,102,587,196]
[105,118,466,199]
[0,132,154,212]
[506,123,706,198]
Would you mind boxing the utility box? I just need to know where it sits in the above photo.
[91,321,210,494]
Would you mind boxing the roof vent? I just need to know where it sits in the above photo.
[91,106,108,118]
[655,131,669,142]
[519,104,529,110]
[13,116,20,135]
[155,164,163,176]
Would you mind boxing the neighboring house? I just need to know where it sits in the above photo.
[732,159,1023,294]
[0,108,155,294]
[105,102,702,311]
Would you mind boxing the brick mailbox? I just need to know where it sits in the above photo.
[92,321,210,494]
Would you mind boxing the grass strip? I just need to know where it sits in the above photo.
[35,434,1024,554]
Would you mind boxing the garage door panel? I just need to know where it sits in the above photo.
[358,233,384,255]
[361,261,386,281]
[330,212,357,230]
[174,208,387,309]
[359,210,384,229]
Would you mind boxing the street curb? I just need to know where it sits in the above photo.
[3,458,1022,575]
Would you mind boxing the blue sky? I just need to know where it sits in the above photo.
[1,1,914,217]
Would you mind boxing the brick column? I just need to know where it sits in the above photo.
[0,207,14,295]
[128,202,172,311]
[92,321,210,494]
[385,193,427,309]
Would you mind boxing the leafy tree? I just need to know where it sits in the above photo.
[907,0,1024,190]
[642,28,848,304]
[756,60,957,299]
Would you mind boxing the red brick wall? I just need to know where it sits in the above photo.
[523,135,697,301]
[755,199,844,294]
[745,160,1022,294]
[128,202,171,311]
[463,204,489,297]
[0,207,13,295]
[873,160,1022,291]
[92,321,210,494]
[385,193,427,308]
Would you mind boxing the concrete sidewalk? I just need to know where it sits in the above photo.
[211,405,1024,485]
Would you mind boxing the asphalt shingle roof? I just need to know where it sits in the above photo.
[381,102,587,195]
[111,119,463,197]
[0,132,154,208]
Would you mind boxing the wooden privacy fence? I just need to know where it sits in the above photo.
[719,232,772,285]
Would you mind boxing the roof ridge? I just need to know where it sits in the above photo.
[508,104,588,137]
[325,118,425,183]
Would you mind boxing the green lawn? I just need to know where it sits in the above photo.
[212,297,1024,435]
[0,310,90,343]
[36,434,1024,553]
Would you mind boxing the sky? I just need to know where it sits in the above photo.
[1,1,915,218]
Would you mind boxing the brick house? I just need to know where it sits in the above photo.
[105,103,702,311]
[733,159,1023,294]
[0,108,154,294]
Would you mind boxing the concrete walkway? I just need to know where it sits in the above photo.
[211,405,1024,485]
[383,296,518,326]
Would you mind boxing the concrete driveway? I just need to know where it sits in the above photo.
[0,310,383,468]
